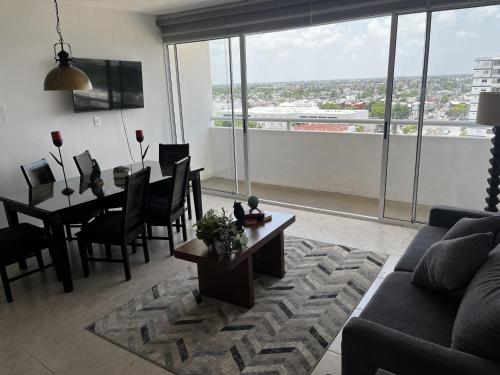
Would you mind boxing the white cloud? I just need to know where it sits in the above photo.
[434,11,457,27]
[456,29,477,38]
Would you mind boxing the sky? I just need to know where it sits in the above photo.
[208,4,500,85]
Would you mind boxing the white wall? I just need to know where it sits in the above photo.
[211,127,490,211]
[0,0,170,226]
[176,41,215,178]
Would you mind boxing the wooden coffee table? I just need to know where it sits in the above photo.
[174,211,295,308]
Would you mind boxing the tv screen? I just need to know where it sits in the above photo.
[72,58,144,113]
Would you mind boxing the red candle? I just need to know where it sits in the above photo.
[51,131,63,147]
[51,131,62,141]
[136,129,144,142]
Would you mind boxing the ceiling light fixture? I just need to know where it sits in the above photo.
[44,0,92,91]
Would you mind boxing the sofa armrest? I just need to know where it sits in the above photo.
[428,205,495,228]
[342,318,500,375]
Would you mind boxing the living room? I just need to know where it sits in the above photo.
[1,0,500,374]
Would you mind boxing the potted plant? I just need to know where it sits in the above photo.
[195,209,248,261]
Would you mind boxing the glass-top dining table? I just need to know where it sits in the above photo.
[0,161,204,294]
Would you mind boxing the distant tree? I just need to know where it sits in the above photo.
[401,125,417,135]
[392,104,410,119]
[446,103,469,119]
[369,102,385,119]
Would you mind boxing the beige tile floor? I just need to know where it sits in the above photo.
[0,194,418,375]
[203,177,431,221]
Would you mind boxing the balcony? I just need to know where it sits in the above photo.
[198,117,491,222]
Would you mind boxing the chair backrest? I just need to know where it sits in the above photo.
[73,150,94,176]
[122,167,151,237]
[159,144,189,166]
[168,157,191,214]
[20,159,56,188]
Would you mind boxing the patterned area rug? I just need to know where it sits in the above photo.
[88,236,387,375]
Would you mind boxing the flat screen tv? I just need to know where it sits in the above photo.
[72,58,144,113]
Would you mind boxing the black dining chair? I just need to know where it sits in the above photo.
[21,159,75,239]
[147,157,190,255]
[20,158,55,189]
[20,159,93,241]
[0,223,55,303]
[73,150,94,176]
[76,167,151,281]
[158,143,192,220]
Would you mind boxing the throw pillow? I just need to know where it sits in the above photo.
[411,232,494,293]
[443,215,500,244]
[452,246,500,362]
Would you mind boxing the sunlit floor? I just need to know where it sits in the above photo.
[0,194,418,375]
[203,177,431,221]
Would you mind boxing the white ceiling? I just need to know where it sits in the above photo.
[60,0,243,15]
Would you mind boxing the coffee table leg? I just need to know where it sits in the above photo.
[198,257,254,309]
[253,231,285,278]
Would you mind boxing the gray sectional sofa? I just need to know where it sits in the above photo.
[342,206,500,375]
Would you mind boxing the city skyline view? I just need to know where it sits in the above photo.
[209,5,500,84]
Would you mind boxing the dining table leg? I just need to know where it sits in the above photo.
[3,203,28,270]
[50,216,74,293]
[191,171,203,222]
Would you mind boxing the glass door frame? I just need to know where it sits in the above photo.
[379,11,433,225]
[166,37,248,197]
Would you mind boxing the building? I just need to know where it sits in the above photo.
[469,57,500,120]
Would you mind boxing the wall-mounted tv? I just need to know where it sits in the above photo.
[72,58,144,113]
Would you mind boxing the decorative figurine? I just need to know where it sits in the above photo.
[248,195,262,214]
[233,201,245,230]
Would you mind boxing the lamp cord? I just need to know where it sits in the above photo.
[121,109,136,164]
[53,0,64,46]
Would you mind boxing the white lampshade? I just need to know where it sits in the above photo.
[477,92,500,126]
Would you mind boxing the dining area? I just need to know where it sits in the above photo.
[0,131,204,303]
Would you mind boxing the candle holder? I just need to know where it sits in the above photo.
[49,131,74,196]
[135,130,149,169]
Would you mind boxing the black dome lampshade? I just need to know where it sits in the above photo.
[44,0,92,91]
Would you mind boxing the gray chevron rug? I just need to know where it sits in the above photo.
[88,236,387,375]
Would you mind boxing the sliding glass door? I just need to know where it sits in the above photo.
[244,16,391,217]
[165,2,498,224]
[171,38,247,196]
[414,5,500,222]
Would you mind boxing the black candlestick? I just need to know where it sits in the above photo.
[485,126,500,212]
[50,137,75,196]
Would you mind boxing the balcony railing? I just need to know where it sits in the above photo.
[210,116,490,135]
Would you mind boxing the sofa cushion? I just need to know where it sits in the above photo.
[360,271,459,346]
[443,215,500,244]
[452,246,500,362]
[411,233,494,293]
[395,226,448,272]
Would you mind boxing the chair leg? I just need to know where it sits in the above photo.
[35,251,45,268]
[77,238,90,277]
[105,244,112,259]
[120,244,132,281]
[0,266,13,303]
[176,218,181,233]
[131,242,137,254]
[181,212,188,242]
[142,228,150,263]
[65,224,73,241]
[167,223,175,256]
[18,259,28,270]
[147,223,153,240]
[187,189,193,221]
